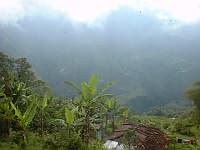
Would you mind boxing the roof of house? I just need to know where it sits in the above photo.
[107,123,170,150]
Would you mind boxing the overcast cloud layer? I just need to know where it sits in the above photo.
[0,0,200,24]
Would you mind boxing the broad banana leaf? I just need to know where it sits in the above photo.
[89,74,99,96]
[23,97,38,127]
[64,80,81,94]
[11,96,38,129]
[81,82,90,100]
[65,108,75,125]
[41,95,48,109]
[10,101,22,120]
[100,81,116,94]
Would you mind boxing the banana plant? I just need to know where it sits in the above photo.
[0,97,14,121]
[54,107,77,137]
[65,74,114,143]
[65,107,76,136]
[105,98,120,132]
[12,82,29,103]
[9,81,31,112]
[105,98,130,132]
[10,96,38,132]
[0,89,14,137]
[121,107,129,121]
[39,94,49,137]
[0,81,32,138]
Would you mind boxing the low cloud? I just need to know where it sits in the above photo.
[0,0,200,25]
[142,0,200,23]
[0,0,24,23]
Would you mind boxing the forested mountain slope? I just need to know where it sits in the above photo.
[1,9,200,112]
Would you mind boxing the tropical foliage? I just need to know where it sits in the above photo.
[186,80,200,123]
[0,52,200,150]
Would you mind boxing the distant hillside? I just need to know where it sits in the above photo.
[1,8,200,112]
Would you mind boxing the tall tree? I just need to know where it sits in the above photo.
[186,80,200,122]
[65,74,114,143]
[15,58,36,85]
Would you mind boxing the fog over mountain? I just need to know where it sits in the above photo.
[1,2,200,112]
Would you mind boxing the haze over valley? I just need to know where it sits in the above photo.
[1,0,200,112]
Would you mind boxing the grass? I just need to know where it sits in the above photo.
[169,143,200,150]
[1,115,200,150]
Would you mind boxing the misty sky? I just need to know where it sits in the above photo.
[1,0,200,25]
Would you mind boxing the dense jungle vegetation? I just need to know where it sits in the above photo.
[0,52,200,150]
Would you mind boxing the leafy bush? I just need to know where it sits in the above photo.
[162,122,170,129]
[44,131,87,150]
[88,141,106,150]
[64,135,86,150]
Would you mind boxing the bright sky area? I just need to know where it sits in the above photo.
[0,0,200,24]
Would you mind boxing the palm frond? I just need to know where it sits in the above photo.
[100,81,116,94]
[64,80,81,94]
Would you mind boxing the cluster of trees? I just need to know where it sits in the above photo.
[186,80,200,123]
[0,52,130,150]
[0,52,50,140]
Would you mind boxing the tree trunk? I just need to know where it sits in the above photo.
[20,130,27,150]
[112,115,115,133]
[0,119,10,138]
